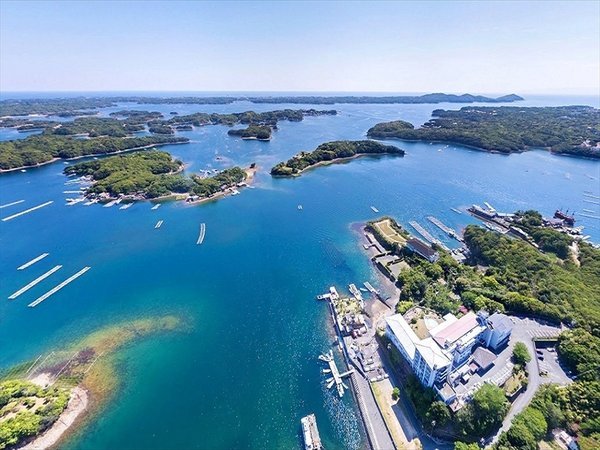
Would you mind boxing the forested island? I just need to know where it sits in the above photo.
[227,125,272,140]
[64,150,249,200]
[0,93,523,116]
[0,109,336,171]
[367,106,600,158]
[270,140,405,176]
[0,135,188,171]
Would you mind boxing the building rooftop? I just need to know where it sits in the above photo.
[386,314,419,361]
[406,237,438,259]
[487,312,513,332]
[432,312,480,348]
[472,346,497,371]
[416,337,451,369]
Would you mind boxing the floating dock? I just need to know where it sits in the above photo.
[370,206,379,213]
[151,204,161,210]
[427,216,463,242]
[584,199,600,205]
[348,283,363,301]
[580,213,600,219]
[119,203,133,210]
[584,193,600,200]
[363,281,379,295]
[301,414,323,450]
[28,266,91,308]
[155,220,163,229]
[2,201,53,222]
[9,265,62,300]
[318,350,354,397]
[451,207,462,214]
[409,220,435,243]
[18,253,49,270]
[196,223,206,245]
[0,200,25,209]
[103,199,118,208]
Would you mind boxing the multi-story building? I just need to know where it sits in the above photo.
[385,310,512,393]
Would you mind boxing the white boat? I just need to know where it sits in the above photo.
[298,205,303,210]
[151,204,161,210]
[370,206,379,213]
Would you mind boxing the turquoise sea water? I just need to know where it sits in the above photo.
[0,96,599,450]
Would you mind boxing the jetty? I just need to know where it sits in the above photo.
[580,213,600,219]
[155,220,163,229]
[584,193,600,200]
[2,201,53,222]
[103,199,118,208]
[28,266,91,308]
[348,283,363,301]
[427,216,463,242]
[0,200,25,209]
[363,281,379,296]
[119,203,133,210]
[409,220,436,243]
[584,199,600,205]
[18,253,49,270]
[300,414,323,450]
[196,223,206,245]
[318,350,354,397]
[151,204,161,210]
[451,207,462,214]
[370,206,379,213]
[9,265,62,300]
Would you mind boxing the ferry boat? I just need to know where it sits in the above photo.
[301,414,323,450]
[554,209,575,226]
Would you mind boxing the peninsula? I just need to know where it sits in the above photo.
[367,105,600,158]
[64,150,250,201]
[0,316,181,450]
[0,135,188,172]
[0,93,523,116]
[270,140,405,176]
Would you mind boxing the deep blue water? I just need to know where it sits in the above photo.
[0,95,599,450]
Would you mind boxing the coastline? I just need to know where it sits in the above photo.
[18,387,89,450]
[0,141,189,174]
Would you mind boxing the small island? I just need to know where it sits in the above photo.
[64,150,252,202]
[227,125,272,140]
[367,105,600,158]
[270,140,405,176]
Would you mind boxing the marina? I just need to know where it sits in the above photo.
[155,220,163,229]
[28,266,91,308]
[300,414,323,450]
[318,350,354,397]
[196,223,206,245]
[17,253,49,270]
[0,199,25,209]
[1,201,54,222]
[8,265,63,300]
[427,215,462,241]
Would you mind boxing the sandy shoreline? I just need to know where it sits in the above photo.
[18,387,89,450]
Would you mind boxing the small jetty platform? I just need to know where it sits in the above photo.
[363,281,379,295]
[18,253,49,270]
[319,350,354,397]
[2,201,53,222]
[451,207,462,214]
[370,206,379,213]
[348,283,363,301]
[103,199,118,208]
[9,265,62,300]
[583,193,600,200]
[427,216,463,242]
[28,266,91,308]
[409,220,436,243]
[119,203,133,210]
[301,414,323,450]
[0,200,25,209]
[196,223,206,245]
[151,204,161,210]
[580,213,600,219]
[155,220,163,229]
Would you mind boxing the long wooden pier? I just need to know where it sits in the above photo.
[427,216,463,242]
[9,265,62,300]
[409,220,435,243]
[2,201,53,222]
[18,253,49,270]
[28,267,91,308]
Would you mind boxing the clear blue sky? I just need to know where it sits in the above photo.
[1,0,598,94]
